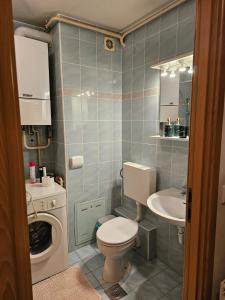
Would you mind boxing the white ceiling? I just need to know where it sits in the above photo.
[12,0,177,32]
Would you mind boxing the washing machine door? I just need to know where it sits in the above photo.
[28,213,63,264]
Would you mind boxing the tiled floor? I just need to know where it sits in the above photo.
[68,243,183,300]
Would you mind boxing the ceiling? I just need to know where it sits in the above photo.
[12,0,179,32]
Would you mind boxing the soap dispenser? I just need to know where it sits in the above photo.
[174,118,181,136]
[164,117,173,137]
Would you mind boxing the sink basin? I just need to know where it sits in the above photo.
[147,188,186,226]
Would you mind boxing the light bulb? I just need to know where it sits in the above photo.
[170,70,176,78]
[188,67,193,74]
[179,66,186,72]
[161,70,168,77]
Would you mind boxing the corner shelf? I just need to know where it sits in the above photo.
[150,135,189,142]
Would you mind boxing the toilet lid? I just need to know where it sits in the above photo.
[97,217,138,245]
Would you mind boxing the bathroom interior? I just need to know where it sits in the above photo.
[12,0,195,299]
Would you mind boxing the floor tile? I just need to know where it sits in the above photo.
[86,272,102,289]
[135,260,165,280]
[92,266,115,289]
[121,267,148,292]
[96,287,110,300]
[135,278,164,299]
[162,268,183,284]
[123,291,137,300]
[149,269,179,296]
[90,242,101,254]
[149,258,168,270]
[68,251,80,266]
[164,285,182,300]
[76,244,98,260]
[84,253,105,272]
[73,260,90,274]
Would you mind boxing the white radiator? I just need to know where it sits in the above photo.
[220,280,225,299]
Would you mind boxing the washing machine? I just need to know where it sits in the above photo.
[26,182,68,284]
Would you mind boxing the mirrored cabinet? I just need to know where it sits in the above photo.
[151,53,193,141]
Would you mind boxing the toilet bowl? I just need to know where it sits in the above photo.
[96,216,138,283]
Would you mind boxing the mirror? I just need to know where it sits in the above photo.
[151,53,193,138]
[160,71,192,126]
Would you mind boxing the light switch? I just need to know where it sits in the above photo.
[69,156,84,169]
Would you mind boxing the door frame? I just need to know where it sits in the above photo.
[183,0,225,299]
[0,0,33,299]
[1,0,225,299]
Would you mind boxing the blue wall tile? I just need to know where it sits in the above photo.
[160,25,177,60]
[80,41,97,67]
[61,36,79,64]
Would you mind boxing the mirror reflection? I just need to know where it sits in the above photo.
[151,54,193,139]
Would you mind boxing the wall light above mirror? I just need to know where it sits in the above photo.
[151,52,193,78]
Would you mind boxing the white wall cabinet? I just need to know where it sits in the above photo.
[75,199,106,245]
[160,74,180,106]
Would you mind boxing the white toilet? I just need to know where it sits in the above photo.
[97,162,156,283]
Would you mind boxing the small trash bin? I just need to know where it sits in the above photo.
[96,215,116,230]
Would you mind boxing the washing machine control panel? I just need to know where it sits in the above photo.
[27,192,66,215]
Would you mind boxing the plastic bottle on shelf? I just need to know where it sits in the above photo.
[29,160,36,184]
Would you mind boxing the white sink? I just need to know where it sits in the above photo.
[147,188,186,226]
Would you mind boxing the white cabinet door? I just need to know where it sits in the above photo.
[160,74,179,106]
[14,36,50,100]
[76,199,106,245]
[76,202,93,244]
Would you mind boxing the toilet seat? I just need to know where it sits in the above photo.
[97,217,138,246]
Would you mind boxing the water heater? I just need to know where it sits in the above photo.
[14,35,51,125]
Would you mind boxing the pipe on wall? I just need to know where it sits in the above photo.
[45,0,186,47]
[15,26,52,44]
[23,130,51,151]
[135,202,143,223]
[45,14,122,41]
[120,0,186,43]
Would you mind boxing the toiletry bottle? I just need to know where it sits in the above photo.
[43,166,47,177]
[179,125,187,138]
[29,160,36,184]
[164,117,173,137]
[39,166,44,183]
[174,118,181,137]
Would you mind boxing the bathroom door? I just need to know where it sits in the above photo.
[0,0,32,299]
[183,0,225,299]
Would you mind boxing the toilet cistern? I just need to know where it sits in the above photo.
[123,162,156,222]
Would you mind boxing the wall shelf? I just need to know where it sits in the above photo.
[150,135,189,142]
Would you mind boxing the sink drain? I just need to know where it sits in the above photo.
[105,283,127,299]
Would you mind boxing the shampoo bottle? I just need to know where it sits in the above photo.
[164,117,173,137]
[174,118,181,136]
[29,160,36,184]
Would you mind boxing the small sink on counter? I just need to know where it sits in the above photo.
[147,188,186,227]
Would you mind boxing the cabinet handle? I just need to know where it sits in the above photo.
[22,93,33,97]
[95,204,101,208]
[81,208,88,211]
[169,102,174,105]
